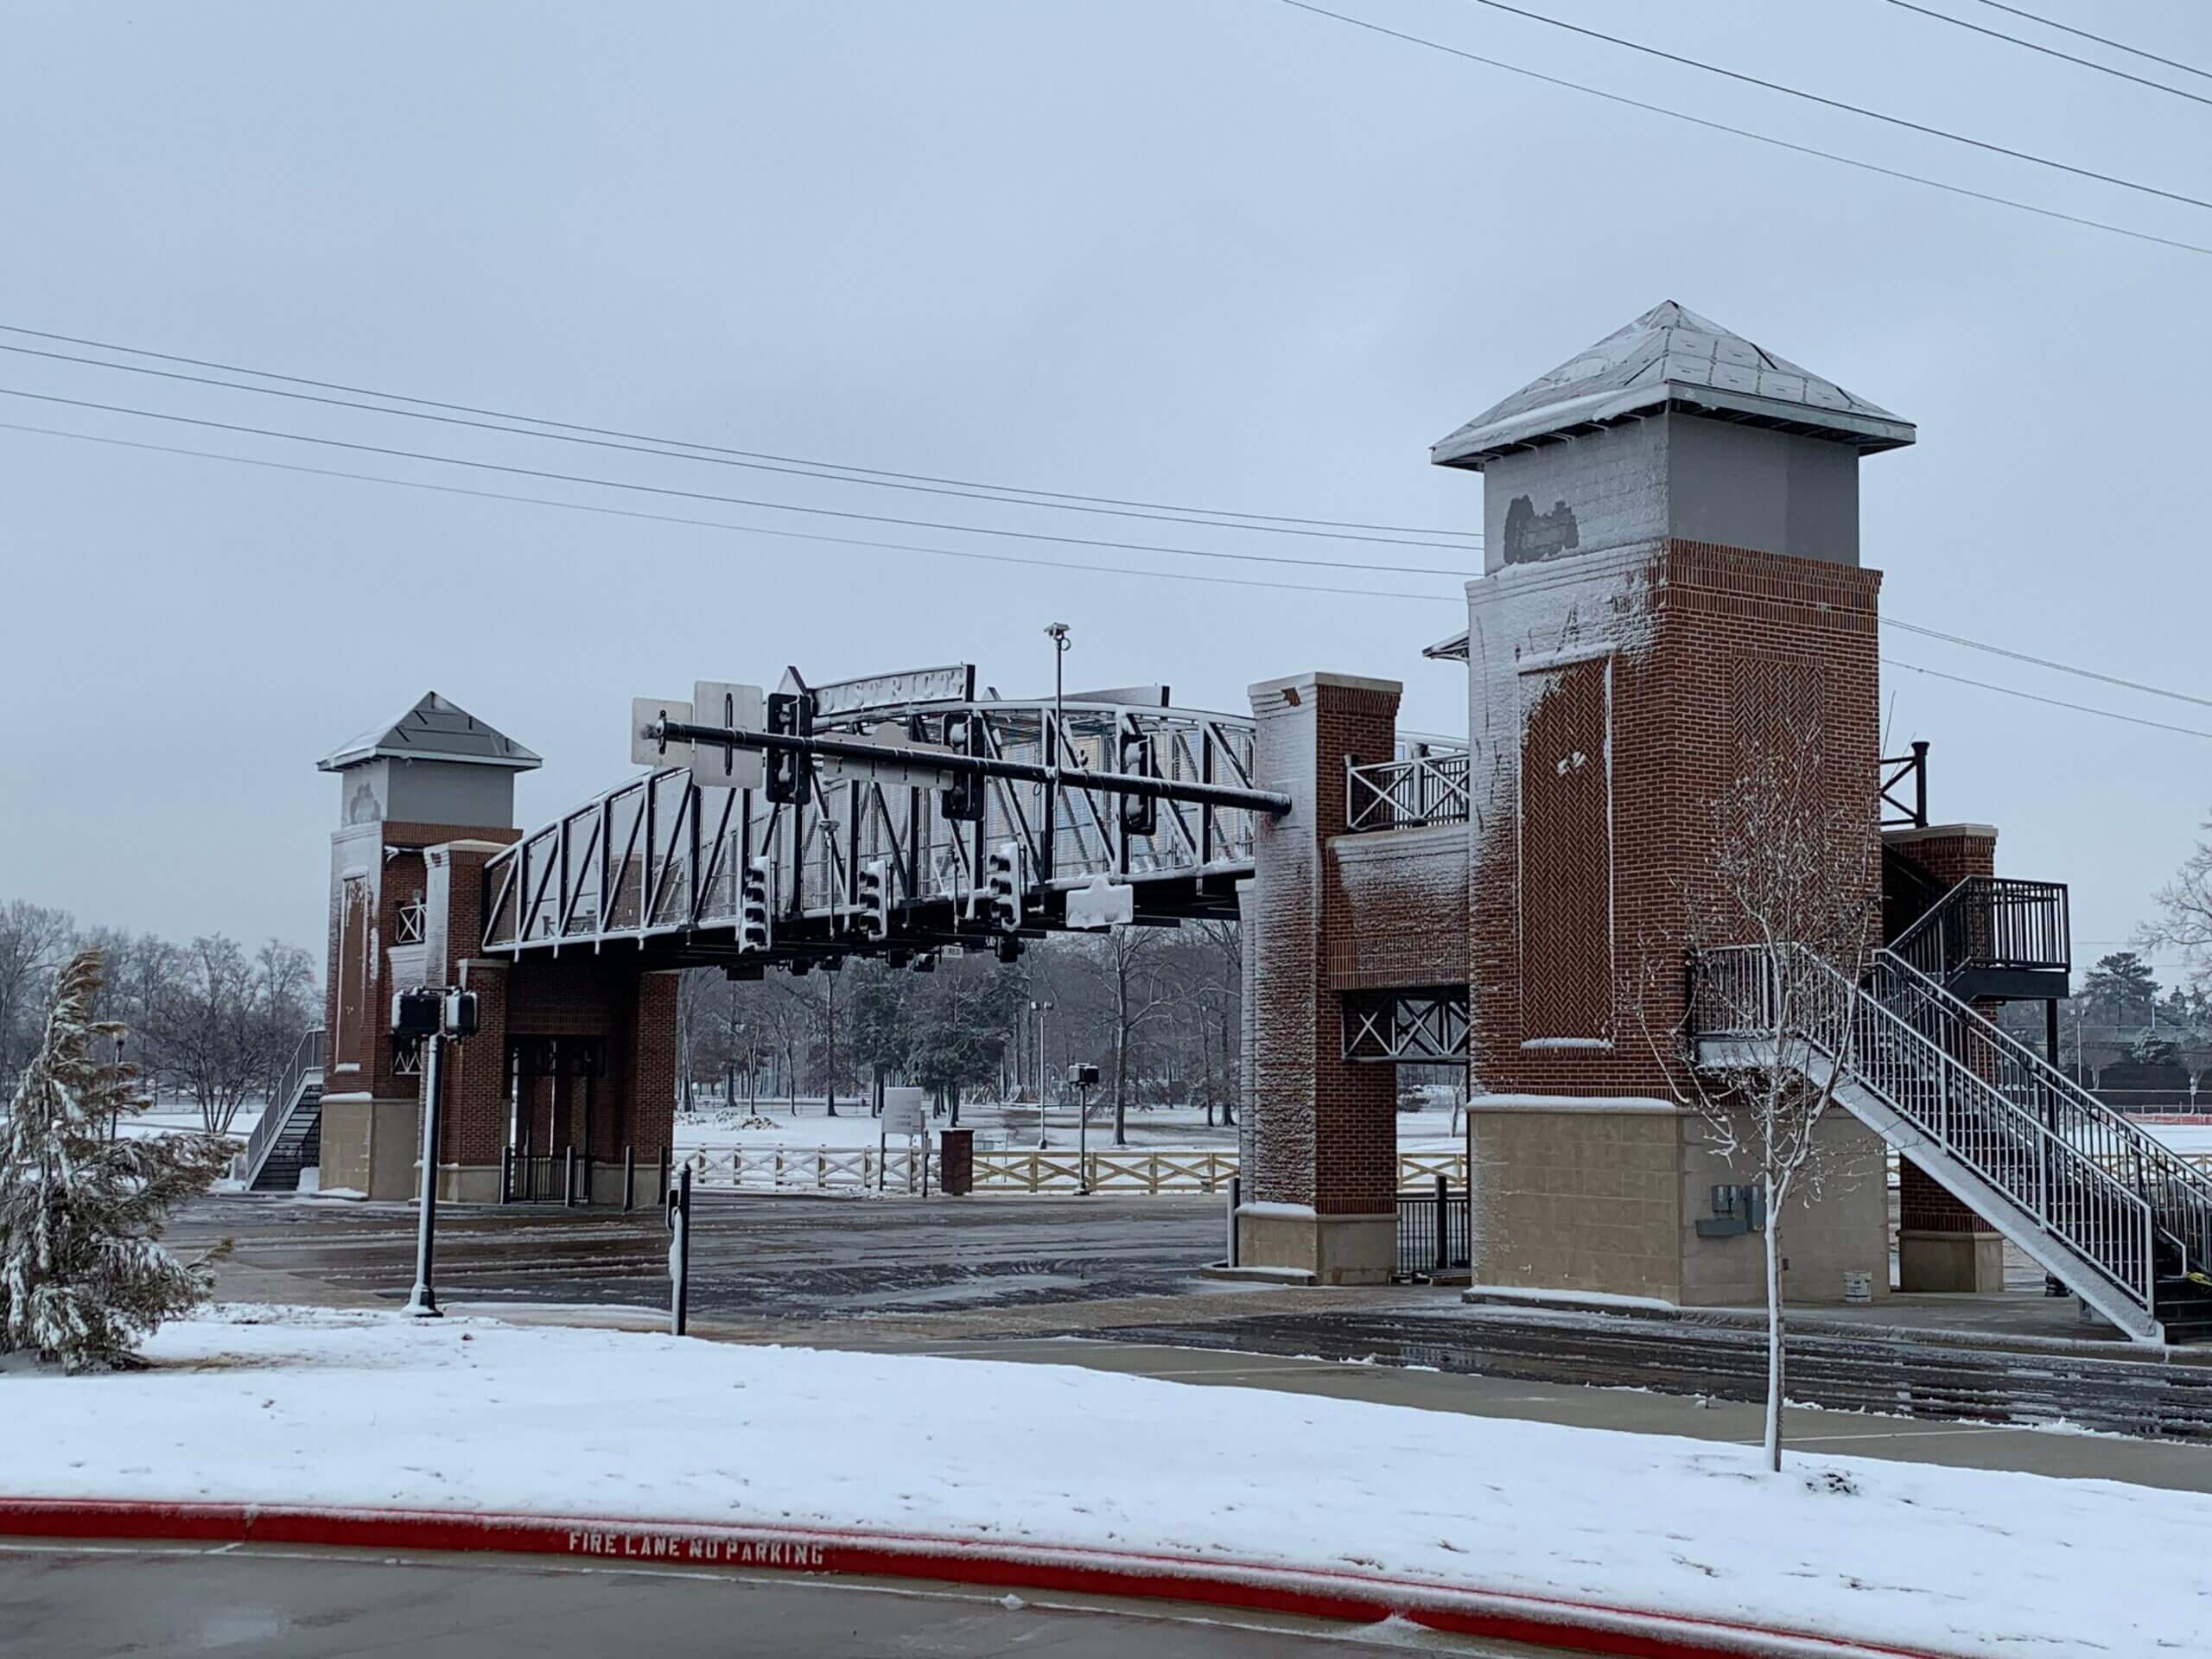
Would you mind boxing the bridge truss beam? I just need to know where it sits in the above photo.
[481,685,1274,967]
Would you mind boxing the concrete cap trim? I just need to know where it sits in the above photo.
[1885,823,1999,845]
[1471,1094,1685,1114]
[1246,670,1405,700]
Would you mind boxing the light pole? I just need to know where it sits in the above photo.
[1045,621,1068,889]
[1031,998,1054,1147]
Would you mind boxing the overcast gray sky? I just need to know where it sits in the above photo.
[3,1,2208,976]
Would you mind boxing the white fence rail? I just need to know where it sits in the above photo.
[681,1144,1466,1197]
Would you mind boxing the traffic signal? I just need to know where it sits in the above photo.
[938,710,985,823]
[995,933,1024,964]
[764,690,814,804]
[740,858,772,951]
[1117,732,1157,838]
[856,858,889,940]
[986,841,1021,931]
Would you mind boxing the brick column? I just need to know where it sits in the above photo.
[1885,823,2007,1291]
[627,970,680,1163]
[1239,671,1402,1284]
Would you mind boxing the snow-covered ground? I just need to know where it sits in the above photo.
[7,1305,2206,1657]
[2144,1120,2212,1159]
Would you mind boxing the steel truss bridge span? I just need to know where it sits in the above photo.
[482,685,1274,966]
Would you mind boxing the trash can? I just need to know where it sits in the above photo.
[1842,1270,1873,1306]
[938,1128,974,1197]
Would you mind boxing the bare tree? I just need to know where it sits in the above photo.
[142,935,313,1135]
[1653,726,1878,1474]
[0,901,76,1086]
[1075,925,1177,1145]
[2145,814,2212,986]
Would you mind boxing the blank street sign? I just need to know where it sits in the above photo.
[690,681,766,791]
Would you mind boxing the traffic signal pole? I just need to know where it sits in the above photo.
[652,717,1292,819]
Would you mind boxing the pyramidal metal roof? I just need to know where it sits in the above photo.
[1431,301,1915,469]
[317,692,542,773]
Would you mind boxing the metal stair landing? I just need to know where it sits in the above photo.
[1692,945,2212,1344]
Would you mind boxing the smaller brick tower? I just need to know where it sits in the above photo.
[315,693,536,1199]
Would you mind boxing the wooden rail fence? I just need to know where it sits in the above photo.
[680,1145,1467,1197]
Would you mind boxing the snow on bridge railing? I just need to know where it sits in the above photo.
[1345,748,1470,832]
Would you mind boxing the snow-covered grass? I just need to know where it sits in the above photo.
[2144,1120,2212,1158]
[7,1305,2208,1657]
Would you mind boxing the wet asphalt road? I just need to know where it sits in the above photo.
[0,1543,1574,1657]
[173,1192,1230,1323]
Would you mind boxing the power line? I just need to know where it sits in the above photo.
[1272,3,2212,258]
[0,416,1463,607]
[1886,618,2212,711]
[1967,0,2212,84]
[1884,657,2212,739]
[0,384,1479,580]
[0,321,1478,545]
[1884,0,2212,109]
[14,360,2211,727]
[1458,0,2212,213]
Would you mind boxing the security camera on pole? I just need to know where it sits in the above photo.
[396,984,480,1319]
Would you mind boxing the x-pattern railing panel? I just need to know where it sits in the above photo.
[1345,751,1471,832]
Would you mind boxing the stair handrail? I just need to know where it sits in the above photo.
[1873,947,2212,1276]
[1887,874,2070,982]
[242,1025,326,1185]
[1694,942,2157,1313]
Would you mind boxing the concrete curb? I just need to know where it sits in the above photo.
[0,1497,1958,1659]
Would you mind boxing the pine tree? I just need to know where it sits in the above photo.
[1,949,231,1371]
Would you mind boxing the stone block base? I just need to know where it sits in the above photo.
[317,1095,423,1202]
[1898,1229,2007,1293]
[1235,1208,1395,1286]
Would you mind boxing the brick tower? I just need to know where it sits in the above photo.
[316,693,537,1199]
[1422,301,1914,1302]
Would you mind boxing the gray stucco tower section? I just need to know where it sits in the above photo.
[1432,302,1914,575]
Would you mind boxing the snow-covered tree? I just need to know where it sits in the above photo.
[1653,721,1878,1473]
[1,949,231,1372]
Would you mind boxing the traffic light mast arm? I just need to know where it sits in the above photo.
[655,716,1293,817]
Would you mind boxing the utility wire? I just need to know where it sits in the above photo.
[1886,618,2212,711]
[1458,0,2212,213]
[0,417,1462,606]
[0,385,1478,579]
[13,413,2209,741]
[1272,3,2212,258]
[1967,0,2212,84]
[1884,0,2212,109]
[0,321,1477,545]
[1884,658,2212,740]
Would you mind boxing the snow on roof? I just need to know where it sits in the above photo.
[1431,301,1915,470]
[317,691,542,773]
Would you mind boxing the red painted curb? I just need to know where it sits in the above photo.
[0,1497,1958,1659]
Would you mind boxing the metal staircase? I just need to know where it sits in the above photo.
[240,1027,326,1193]
[1692,945,2212,1344]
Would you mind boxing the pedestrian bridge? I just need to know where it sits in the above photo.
[481,672,1268,967]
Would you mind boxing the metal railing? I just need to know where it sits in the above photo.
[239,1026,326,1186]
[394,900,427,945]
[1692,944,2171,1319]
[1396,1177,1471,1279]
[1888,875,2070,983]
[1345,750,1471,831]
[1878,741,1929,830]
